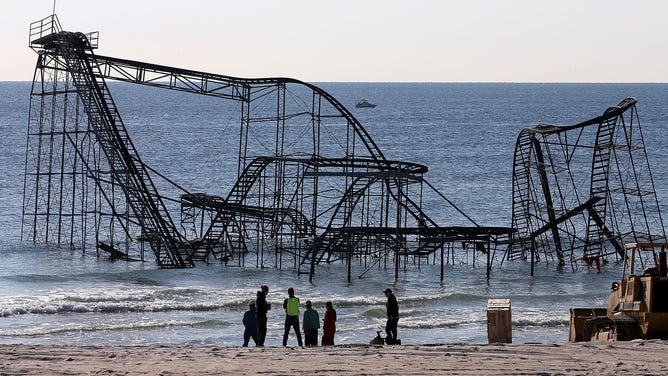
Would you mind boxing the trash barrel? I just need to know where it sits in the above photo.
[487,298,512,343]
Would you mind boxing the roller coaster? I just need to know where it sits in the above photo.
[22,15,665,279]
[507,98,666,272]
[22,15,511,281]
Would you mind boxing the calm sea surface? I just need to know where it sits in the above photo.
[1,81,667,346]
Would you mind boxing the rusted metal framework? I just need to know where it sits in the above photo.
[22,15,511,281]
[507,98,666,272]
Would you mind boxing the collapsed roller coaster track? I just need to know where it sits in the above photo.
[22,15,512,281]
[507,98,666,273]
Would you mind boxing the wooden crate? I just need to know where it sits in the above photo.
[487,299,512,343]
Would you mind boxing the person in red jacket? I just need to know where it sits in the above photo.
[321,301,337,346]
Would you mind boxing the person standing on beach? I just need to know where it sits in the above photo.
[256,285,271,346]
[302,300,320,346]
[384,288,399,344]
[282,287,303,347]
[242,302,259,347]
[321,301,337,346]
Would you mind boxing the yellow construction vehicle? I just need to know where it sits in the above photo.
[570,242,668,342]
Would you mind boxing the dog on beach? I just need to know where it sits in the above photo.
[370,331,385,345]
[370,330,401,345]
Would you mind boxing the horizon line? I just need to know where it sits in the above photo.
[2,80,668,84]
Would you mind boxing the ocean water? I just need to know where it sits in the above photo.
[1,81,668,346]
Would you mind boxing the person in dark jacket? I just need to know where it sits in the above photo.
[242,302,259,346]
[321,301,337,346]
[282,287,303,347]
[255,285,271,346]
[302,300,320,346]
[384,288,399,344]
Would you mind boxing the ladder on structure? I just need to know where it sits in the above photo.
[583,110,619,259]
[29,19,188,268]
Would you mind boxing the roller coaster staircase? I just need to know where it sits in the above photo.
[29,19,189,268]
[583,107,620,260]
[194,157,274,261]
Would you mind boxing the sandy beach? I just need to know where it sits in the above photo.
[0,341,666,375]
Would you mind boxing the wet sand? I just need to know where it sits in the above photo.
[0,341,666,375]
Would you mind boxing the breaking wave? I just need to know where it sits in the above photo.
[0,318,231,338]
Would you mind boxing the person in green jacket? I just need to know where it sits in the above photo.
[302,300,320,346]
[282,287,303,347]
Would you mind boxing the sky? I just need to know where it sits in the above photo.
[2,0,668,82]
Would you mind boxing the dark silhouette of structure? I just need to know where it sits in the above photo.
[22,15,511,281]
[507,98,666,273]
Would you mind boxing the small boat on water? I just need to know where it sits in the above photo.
[355,99,377,108]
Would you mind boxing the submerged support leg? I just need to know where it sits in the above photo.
[440,240,444,282]
[532,139,565,265]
